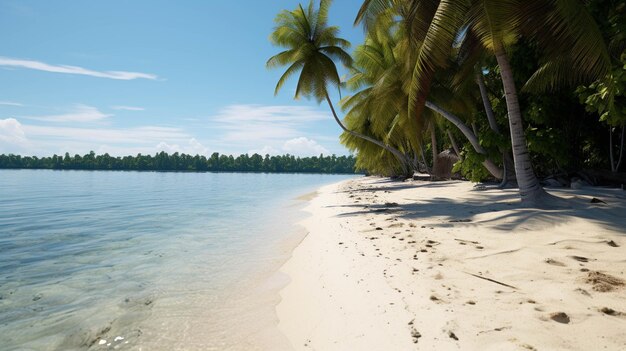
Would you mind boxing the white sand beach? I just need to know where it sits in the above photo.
[277,177,626,350]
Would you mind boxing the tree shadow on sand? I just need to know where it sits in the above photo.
[330,180,626,234]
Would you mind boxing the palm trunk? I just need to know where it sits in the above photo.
[609,126,616,172]
[476,71,500,133]
[325,94,411,174]
[494,44,546,202]
[419,142,430,174]
[430,124,439,177]
[617,125,625,172]
[447,130,461,157]
[477,70,516,181]
[425,101,503,179]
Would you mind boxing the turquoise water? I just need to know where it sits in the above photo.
[0,170,354,350]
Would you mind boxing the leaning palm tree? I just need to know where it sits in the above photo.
[267,0,412,173]
[356,0,610,204]
[347,9,505,179]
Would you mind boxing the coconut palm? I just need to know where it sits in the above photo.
[267,0,412,172]
[346,9,504,179]
[356,0,611,203]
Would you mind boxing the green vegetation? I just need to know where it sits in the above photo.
[0,151,358,174]
[269,0,625,205]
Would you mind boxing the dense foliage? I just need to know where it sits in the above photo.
[0,152,358,174]
[269,0,625,203]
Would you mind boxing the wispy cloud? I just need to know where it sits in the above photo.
[210,104,329,143]
[23,124,188,144]
[24,104,112,123]
[0,101,23,107]
[0,56,158,80]
[111,105,145,111]
[2,117,205,156]
[250,137,330,157]
[282,137,330,156]
[156,138,209,156]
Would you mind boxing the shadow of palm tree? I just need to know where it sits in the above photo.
[330,179,626,234]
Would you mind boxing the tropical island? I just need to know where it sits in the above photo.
[0,151,357,173]
[1,0,625,350]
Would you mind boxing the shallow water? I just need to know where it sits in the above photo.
[0,170,354,350]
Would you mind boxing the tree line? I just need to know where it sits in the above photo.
[268,0,625,204]
[0,151,358,174]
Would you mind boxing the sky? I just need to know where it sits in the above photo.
[0,0,365,157]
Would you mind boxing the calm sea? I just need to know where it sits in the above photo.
[0,169,355,350]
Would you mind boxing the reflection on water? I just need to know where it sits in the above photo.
[0,170,354,350]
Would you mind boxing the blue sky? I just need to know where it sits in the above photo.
[0,0,364,157]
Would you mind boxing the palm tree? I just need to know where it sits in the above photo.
[347,8,504,179]
[356,0,610,204]
[267,0,412,174]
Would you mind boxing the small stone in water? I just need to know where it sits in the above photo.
[114,336,124,341]
[98,339,107,345]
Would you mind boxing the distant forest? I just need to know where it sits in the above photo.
[0,151,358,174]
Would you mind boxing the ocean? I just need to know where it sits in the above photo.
[0,169,355,350]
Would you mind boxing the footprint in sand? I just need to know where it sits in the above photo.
[585,271,625,292]
[545,258,566,267]
[570,255,592,263]
[549,312,570,324]
[600,307,623,316]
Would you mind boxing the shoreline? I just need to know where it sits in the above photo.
[276,177,626,350]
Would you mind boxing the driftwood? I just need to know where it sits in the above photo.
[464,272,518,290]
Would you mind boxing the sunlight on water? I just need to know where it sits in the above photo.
[0,170,355,350]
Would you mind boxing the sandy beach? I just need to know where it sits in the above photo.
[277,177,626,350]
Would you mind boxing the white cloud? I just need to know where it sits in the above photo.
[209,104,329,144]
[214,105,328,123]
[156,138,209,156]
[0,101,23,107]
[24,104,112,123]
[0,118,29,153]
[249,138,330,157]
[0,56,158,80]
[111,105,145,111]
[248,145,279,156]
[282,137,330,156]
[22,124,188,144]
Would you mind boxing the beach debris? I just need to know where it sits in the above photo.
[448,331,459,340]
[549,312,570,324]
[384,202,399,207]
[607,240,619,247]
[98,340,107,345]
[589,197,607,204]
[410,327,421,343]
[375,227,383,230]
[464,272,518,290]
[575,288,591,296]
[585,271,624,292]
[600,307,622,316]
[449,218,472,223]
[114,336,124,342]
[569,255,590,262]
[545,258,566,267]
[455,238,479,245]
